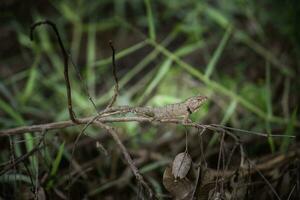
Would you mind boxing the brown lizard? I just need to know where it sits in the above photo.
[129,95,208,122]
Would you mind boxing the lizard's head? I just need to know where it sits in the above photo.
[185,95,208,112]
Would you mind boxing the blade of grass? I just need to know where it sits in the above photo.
[126,67,157,103]
[82,19,118,32]
[137,59,172,104]
[0,98,24,125]
[280,108,297,153]
[93,40,148,68]
[203,3,230,28]
[50,142,65,176]
[20,54,41,104]
[205,25,232,79]
[0,174,32,184]
[265,121,275,152]
[56,1,80,23]
[115,30,177,86]
[208,100,237,148]
[144,0,156,40]
[24,133,38,174]
[140,160,169,173]
[265,62,273,118]
[265,62,275,152]
[175,41,204,56]
[3,69,30,85]
[86,22,97,96]
[12,21,34,49]
[46,142,65,189]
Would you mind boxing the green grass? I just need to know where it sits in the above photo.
[46,142,65,189]
[280,108,297,153]
[144,0,156,41]
[204,25,232,79]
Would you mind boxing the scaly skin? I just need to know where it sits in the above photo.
[132,95,208,121]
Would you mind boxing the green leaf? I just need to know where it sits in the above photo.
[144,0,156,40]
[280,108,297,153]
[47,142,65,189]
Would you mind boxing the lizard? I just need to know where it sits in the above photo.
[102,95,208,122]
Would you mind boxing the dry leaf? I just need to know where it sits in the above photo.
[172,152,192,180]
[37,187,46,200]
[163,166,193,200]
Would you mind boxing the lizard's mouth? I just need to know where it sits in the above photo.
[189,96,208,112]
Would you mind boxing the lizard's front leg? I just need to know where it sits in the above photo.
[183,107,193,124]
[140,111,157,122]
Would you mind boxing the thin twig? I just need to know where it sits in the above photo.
[214,131,225,193]
[106,40,119,109]
[94,121,156,199]
[210,124,293,138]
[68,52,99,114]
[0,132,45,176]
[30,20,80,124]
[246,158,282,200]
[1,116,295,139]
[287,184,296,200]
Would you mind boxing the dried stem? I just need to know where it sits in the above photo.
[94,121,155,199]
[106,40,119,109]
[0,132,45,176]
[0,115,292,139]
[30,20,80,124]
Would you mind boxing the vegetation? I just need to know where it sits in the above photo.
[0,0,299,199]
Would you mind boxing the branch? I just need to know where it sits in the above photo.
[106,40,119,108]
[0,116,192,136]
[30,20,80,124]
[94,122,156,198]
[1,114,294,139]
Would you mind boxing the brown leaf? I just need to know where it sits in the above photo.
[163,166,193,200]
[37,187,46,200]
[172,152,192,180]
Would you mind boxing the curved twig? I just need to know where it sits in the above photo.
[106,40,119,108]
[30,20,80,124]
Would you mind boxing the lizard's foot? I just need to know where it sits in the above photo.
[182,118,192,125]
[148,117,156,122]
